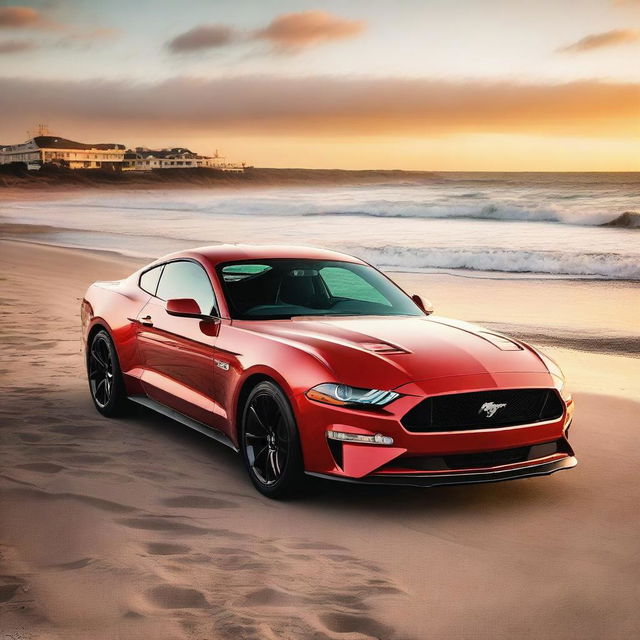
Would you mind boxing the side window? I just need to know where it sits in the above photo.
[319,266,390,306]
[139,265,164,295]
[156,261,216,315]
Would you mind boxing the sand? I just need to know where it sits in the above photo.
[1,239,639,640]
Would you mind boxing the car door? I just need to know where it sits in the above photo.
[135,259,223,428]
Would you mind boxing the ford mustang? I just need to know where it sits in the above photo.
[81,245,576,497]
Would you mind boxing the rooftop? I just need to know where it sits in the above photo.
[32,136,125,151]
[156,244,364,267]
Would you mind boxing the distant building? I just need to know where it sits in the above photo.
[124,147,244,172]
[0,128,245,173]
[0,134,125,170]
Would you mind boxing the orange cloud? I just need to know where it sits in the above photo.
[167,24,237,52]
[0,39,35,53]
[168,11,364,55]
[255,11,365,51]
[1,76,637,140]
[0,6,57,30]
[0,6,118,44]
[558,29,639,52]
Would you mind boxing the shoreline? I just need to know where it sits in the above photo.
[2,224,639,284]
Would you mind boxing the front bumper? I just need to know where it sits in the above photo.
[307,454,577,488]
[293,371,576,486]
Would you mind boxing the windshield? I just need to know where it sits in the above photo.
[217,258,423,320]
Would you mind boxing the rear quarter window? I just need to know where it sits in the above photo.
[139,265,164,295]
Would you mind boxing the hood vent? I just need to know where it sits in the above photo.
[360,341,409,355]
[477,332,523,351]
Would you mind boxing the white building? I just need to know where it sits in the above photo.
[124,147,244,172]
[0,135,125,170]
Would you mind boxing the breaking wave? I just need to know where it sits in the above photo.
[600,211,640,229]
[305,203,640,227]
[354,246,640,280]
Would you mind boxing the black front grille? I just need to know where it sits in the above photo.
[401,388,564,432]
[383,440,568,472]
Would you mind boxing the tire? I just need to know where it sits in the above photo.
[87,329,129,417]
[240,380,306,499]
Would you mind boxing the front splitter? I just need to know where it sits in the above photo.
[306,455,577,488]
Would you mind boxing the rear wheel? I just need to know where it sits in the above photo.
[240,381,305,498]
[87,329,128,417]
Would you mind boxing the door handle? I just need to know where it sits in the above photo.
[140,315,154,327]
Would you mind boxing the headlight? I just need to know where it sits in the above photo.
[534,348,570,399]
[306,383,400,408]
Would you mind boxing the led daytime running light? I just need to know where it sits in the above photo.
[327,430,394,445]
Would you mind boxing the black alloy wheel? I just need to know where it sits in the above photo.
[241,381,305,498]
[87,329,128,416]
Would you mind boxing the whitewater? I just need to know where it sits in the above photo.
[2,172,638,279]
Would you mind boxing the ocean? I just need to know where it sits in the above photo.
[3,172,639,279]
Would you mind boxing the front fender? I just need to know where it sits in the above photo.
[216,323,335,445]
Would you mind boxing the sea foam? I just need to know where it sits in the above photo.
[354,246,640,280]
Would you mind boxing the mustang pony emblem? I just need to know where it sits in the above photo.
[479,401,507,418]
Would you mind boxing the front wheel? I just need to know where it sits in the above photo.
[240,381,306,498]
[87,329,128,417]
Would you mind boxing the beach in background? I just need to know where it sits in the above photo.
[1,172,639,639]
[1,172,639,278]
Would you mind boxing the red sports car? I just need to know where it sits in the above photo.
[82,245,576,497]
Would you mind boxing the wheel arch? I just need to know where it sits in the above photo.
[85,320,131,376]
[87,320,109,342]
[86,319,107,353]
[234,369,296,444]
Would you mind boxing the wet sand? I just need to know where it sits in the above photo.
[1,240,639,639]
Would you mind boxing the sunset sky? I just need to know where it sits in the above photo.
[1,0,639,170]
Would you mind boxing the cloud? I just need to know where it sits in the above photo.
[0,6,57,30]
[167,24,237,52]
[558,29,639,52]
[167,11,364,54]
[0,76,637,141]
[255,11,365,51]
[0,6,119,52]
[0,38,35,53]
[0,6,117,45]
[56,27,120,46]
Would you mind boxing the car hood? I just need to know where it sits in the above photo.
[240,315,549,389]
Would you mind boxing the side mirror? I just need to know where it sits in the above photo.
[411,294,434,316]
[166,298,202,318]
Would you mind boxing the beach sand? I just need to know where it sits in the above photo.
[1,239,639,639]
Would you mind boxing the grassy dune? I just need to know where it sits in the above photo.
[0,164,439,189]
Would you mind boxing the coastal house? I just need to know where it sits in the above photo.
[124,147,244,172]
[0,134,126,170]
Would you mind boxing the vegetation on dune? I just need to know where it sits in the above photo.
[0,162,438,189]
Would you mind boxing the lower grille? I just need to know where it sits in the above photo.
[401,388,564,432]
[383,440,568,472]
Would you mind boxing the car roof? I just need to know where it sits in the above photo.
[158,244,366,267]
